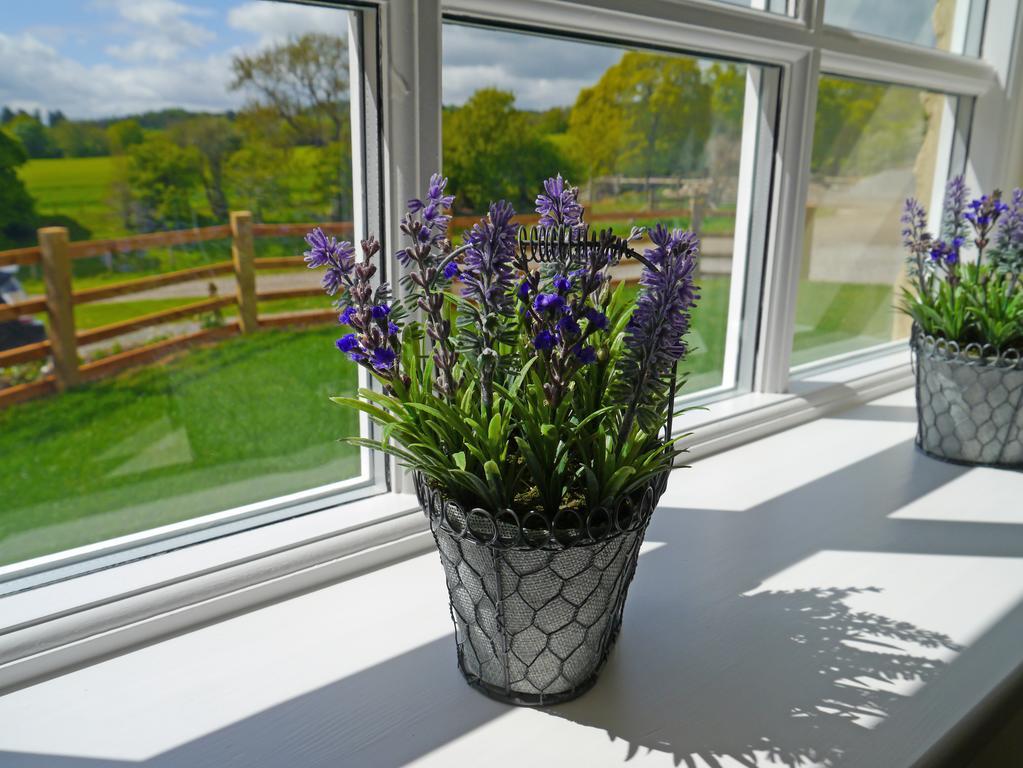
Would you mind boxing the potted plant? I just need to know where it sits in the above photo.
[900,176,1023,468]
[305,174,699,705]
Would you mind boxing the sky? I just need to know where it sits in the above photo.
[0,0,352,119]
[0,0,627,121]
[0,0,946,122]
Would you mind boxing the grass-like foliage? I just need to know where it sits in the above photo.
[900,177,1023,350]
[306,174,699,518]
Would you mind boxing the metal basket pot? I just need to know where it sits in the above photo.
[912,331,1023,469]
[414,469,669,706]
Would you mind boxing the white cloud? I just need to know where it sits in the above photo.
[97,0,215,62]
[0,31,240,119]
[441,23,621,109]
[227,1,350,48]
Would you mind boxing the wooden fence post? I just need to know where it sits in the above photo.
[39,226,80,390]
[231,211,258,333]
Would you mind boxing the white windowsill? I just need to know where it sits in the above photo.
[0,348,913,693]
[2,385,1021,768]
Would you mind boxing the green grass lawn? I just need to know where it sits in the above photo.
[0,272,898,566]
[0,325,360,566]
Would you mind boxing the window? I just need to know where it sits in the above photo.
[0,0,1017,599]
[441,21,772,393]
[0,1,378,573]
[824,0,988,56]
[791,76,960,368]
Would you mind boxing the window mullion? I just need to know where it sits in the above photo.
[754,46,821,393]
[378,0,442,494]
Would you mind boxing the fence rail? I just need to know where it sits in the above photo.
[0,202,737,409]
[0,211,348,409]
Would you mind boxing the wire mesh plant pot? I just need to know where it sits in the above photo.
[414,469,669,706]
[912,331,1023,468]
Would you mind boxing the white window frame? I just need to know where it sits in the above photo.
[2,0,1022,692]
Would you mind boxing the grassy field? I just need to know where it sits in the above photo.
[0,325,360,566]
[0,274,899,565]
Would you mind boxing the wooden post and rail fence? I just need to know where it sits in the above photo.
[0,211,354,409]
[0,203,734,409]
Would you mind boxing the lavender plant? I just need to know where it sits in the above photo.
[310,173,700,520]
[900,175,1023,350]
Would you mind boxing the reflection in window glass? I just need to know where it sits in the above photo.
[0,1,363,567]
[792,76,957,368]
[442,23,752,393]
[824,0,987,56]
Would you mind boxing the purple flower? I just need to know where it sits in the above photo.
[553,274,572,293]
[406,173,455,245]
[533,330,557,350]
[517,280,531,301]
[371,304,391,319]
[338,305,356,326]
[901,198,931,254]
[533,293,566,313]
[387,321,400,336]
[443,261,460,279]
[461,200,519,314]
[371,348,397,370]
[347,351,365,362]
[942,176,969,241]
[622,227,699,393]
[535,174,584,230]
[574,345,597,364]
[583,307,608,330]
[336,333,360,353]
[992,188,1023,271]
[557,314,581,335]
[304,228,354,270]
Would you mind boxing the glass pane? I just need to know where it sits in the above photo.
[715,0,791,13]
[442,23,756,393]
[824,0,987,56]
[791,76,958,368]
[0,1,364,568]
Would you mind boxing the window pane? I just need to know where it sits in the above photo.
[0,1,365,568]
[442,23,757,393]
[824,0,987,56]
[715,0,791,13]
[791,76,958,368]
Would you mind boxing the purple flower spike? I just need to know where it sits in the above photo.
[533,293,565,313]
[583,307,608,330]
[533,330,558,351]
[371,348,397,370]
[535,174,584,230]
[336,333,359,353]
[557,314,581,336]
[574,345,597,364]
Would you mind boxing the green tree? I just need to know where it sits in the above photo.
[107,119,145,154]
[125,135,201,229]
[567,52,711,204]
[443,88,565,212]
[0,131,36,243]
[6,114,61,158]
[567,84,627,200]
[811,78,925,178]
[171,116,241,221]
[230,33,349,147]
[51,121,110,158]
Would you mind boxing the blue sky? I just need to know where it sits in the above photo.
[0,1,351,119]
[0,0,631,120]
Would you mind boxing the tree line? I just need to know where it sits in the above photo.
[1,45,928,249]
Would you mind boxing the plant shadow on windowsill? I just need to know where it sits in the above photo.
[550,583,960,768]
